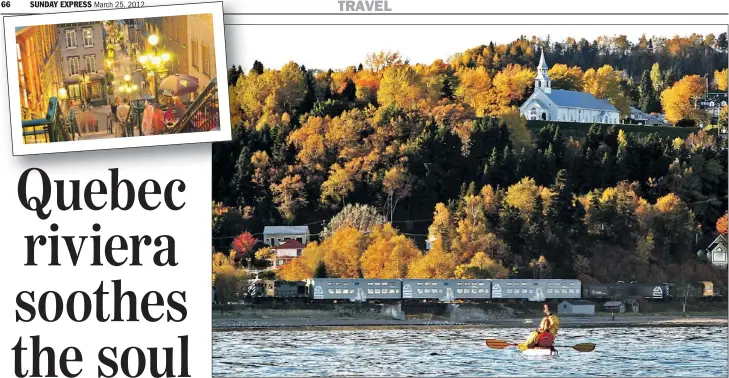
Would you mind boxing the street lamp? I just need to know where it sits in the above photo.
[118,73,138,97]
[137,34,170,102]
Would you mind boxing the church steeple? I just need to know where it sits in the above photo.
[535,50,551,93]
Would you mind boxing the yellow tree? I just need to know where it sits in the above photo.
[406,243,456,279]
[383,165,411,222]
[454,66,493,116]
[360,224,421,278]
[504,177,542,218]
[714,69,727,91]
[278,241,327,280]
[323,227,366,278]
[452,194,489,263]
[275,61,309,114]
[547,64,584,91]
[320,163,356,207]
[501,108,532,152]
[660,75,708,125]
[454,252,509,279]
[428,203,455,250]
[377,65,441,109]
[491,64,535,114]
[365,51,404,73]
[288,116,329,171]
[582,65,630,116]
[270,174,308,224]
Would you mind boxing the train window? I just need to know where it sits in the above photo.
[438,289,444,293]
[522,283,527,286]
[562,289,567,293]
[506,283,513,286]
[507,289,513,294]
[529,290,534,294]
[569,289,574,293]
[478,289,485,293]
[328,289,334,294]
[522,289,528,293]
[417,282,423,286]
[547,289,553,293]
[396,290,400,293]
[368,289,374,294]
[479,283,485,286]
[456,289,463,293]
[354,282,359,286]
[444,283,449,286]
[417,289,423,294]
[335,289,341,294]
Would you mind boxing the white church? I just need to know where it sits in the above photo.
[520,52,621,124]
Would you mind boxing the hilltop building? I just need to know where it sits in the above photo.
[520,52,620,124]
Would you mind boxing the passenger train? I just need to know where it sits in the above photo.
[238,278,724,303]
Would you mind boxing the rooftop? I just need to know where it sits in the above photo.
[272,239,306,250]
[264,225,310,235]
[545,89,619,112]
[603,301,624,307]
[561,300,594,306]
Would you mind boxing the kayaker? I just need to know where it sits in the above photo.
[518,304,560,351]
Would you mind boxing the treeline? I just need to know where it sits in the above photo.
[214,34,728,285]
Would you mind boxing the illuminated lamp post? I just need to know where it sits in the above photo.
[137,34,170,103]
[118,73,139,98]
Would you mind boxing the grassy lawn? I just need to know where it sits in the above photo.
[526,120,701,140]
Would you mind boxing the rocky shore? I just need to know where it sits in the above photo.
[212,303,727,331]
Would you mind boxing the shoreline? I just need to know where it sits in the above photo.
[213,315,728,331]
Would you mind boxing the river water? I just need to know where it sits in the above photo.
[213,326,727,377]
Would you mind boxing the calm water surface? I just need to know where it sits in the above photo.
[213,326,728,377]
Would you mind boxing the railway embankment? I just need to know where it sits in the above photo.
[212,301,727,330]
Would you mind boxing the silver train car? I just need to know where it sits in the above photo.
[401,279,491,300]
[306,278,402,301]
[490,279,581,301]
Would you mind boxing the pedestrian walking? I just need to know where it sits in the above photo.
[109,96,120,134]
[116,98,131,137]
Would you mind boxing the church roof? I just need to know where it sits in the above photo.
[543,89,618,112]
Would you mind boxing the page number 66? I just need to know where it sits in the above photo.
[1,1,11,7]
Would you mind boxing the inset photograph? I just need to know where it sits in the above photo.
[4,2,231,155]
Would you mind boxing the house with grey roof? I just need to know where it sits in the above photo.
[628,107,670,126]
[263,226,311,247]
[520,52,620,125]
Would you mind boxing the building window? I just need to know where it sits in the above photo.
[296,249,302,256]
[191,38,198,69]
[68,84,81,100]
[84,55,96,73]
[277,259,284,266]
[201,43,210,76]
[68,57,80,76]
[82,28,93,47]
[65,30,77,48]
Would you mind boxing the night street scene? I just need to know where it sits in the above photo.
[16,15,221,144]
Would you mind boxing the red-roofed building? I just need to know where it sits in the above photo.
[271,239,305,269]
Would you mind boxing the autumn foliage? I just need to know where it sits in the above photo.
[219,33,728,286]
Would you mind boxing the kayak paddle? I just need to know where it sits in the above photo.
[486,339,596,352]
[485,339,516,349]
[558,343,596,352]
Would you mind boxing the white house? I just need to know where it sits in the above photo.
[520,52,621,124]
[263,226,310,247]
[270,239,305,269]
[628,107,670,126]
[558,300,595,315]
[705,234,727,268]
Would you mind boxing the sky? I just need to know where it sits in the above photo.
[226,24,726,71]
